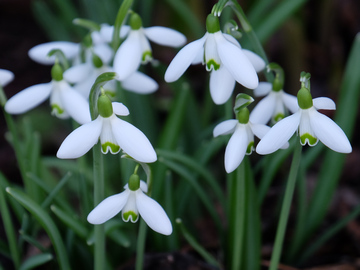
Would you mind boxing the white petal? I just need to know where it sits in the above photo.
[309,109,352,153]
[121,71,158,94]
[63,63,92,84]
[112,102,129,116]
[242,49,266,72]
[192,47,204,65]
[213,119,237,137]
[99,24,114,43]
[139,180,148,193]
[313,97,336,110]
[56,117,102,159]
[209,67,236,104]
[93,43,113,64]
[144,26,186,47]
[215,32,258,89]
[223,33,241,48]
[4,83,52,114]
[249,93,276,124]
[224,125,248,173]
[136,190,172,235]
[28,42,80,65]
[0,69,14,86]
[256,111,301,155]
[111,117,157,163]
[113,30,142,80]
[87,190,130,224]
[60,83,91,124]
[164,34,207,82]
[122,191,139,222]
[254,82,272,97]
[282,92,299,113]
[120,25,131,38]
[249,123,270,139]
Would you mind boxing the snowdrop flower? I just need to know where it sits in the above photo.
[87,175,172,235]
[214,106,274,173]
[0,69,14,87]
[256,86,352,155]
[57,93,157,163]
[63,53,158,99]
[4,63,90,125]
[113,13,187,80]
[250,81,298,124]
[165,14,264,105]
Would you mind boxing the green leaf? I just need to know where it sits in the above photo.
[19,253,53,270]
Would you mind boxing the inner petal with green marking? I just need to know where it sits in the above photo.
[122,211,138,223]
[300,133,318,146]
[273,113,285,123]
[246,141,254,155]
[142,51,152,63]
[51,104,64,116]
[101,142,120,154]
[206,59,220,71]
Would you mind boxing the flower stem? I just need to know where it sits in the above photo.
[269,141,302,270]
[93,143,105,270]
[135,219,147,270]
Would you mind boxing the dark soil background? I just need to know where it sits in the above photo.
[1,0,360,269]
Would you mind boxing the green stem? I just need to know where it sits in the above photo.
[93,143,105,270]
[111,0,134,51]
[269,142,302,270]
[135,219,147,270]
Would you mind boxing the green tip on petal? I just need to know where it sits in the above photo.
[101,142,120,154]
[142,51,152,63]
[273,113,285,123]
[128,174,140,191]
[206,59,220,71]
[297,87,313,109]
[51,104,64,115]
[97,93,113,118]
[206,14,220,33]
[246,141,254,154]
[236,107,250,124]
[123,211,138,222]
[130,13,142,30]
[300,133,318,146]
[51,63,63,81]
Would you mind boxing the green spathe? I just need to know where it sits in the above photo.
[128,174,140,191]
[297,87,313,110]
[51,63,63,81]
[206,14,220,34]
[97,94,113,118]
[130,13,142,30]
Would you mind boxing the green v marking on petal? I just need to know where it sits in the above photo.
[142,51,152,62]
[51,104,64,115]
[300,133,318,146]
[123,211,138,223]
[206,59,220,71]
[273,113,285,123]
[246,141,254,154]
[101,142,120,154]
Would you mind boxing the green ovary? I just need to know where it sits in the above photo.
[101,142,120,154]
[300,133,317,146]
[206,59,220,71]
[142,51,152,62]
[123,211,138,222]
[246,141,254,154]
[51,104,64,115]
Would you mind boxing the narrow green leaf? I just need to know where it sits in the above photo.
[41,172,72,209]
[6,187,70,270]
[19,253,53,270]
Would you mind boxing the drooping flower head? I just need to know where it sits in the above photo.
[256,72,352,154]
[0,69,14,88]
[87,173,172,235]
[57,92,157,163]
[165,14,265,105]
[113,12,187,80]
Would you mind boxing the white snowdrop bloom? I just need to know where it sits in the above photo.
[165,14,264,105]
[28,41,80,65]
[4,64,90,125]
[256,87,352,155]
[113,13,187,80]
[250,82,298,124]
[57,94,157,163]
[214,107,275,173]
[87,177,172,235]
[0,69,14,87]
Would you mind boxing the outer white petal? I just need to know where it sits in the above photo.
[164,34,207,82]
[0,69,14,86]
[253,82,272,97]
[213,119,237,137]
[98,24,114,43]
[111,117,157,163]
[242,49,266,72]
[120,25,131,38]
[215,32,258,89]
[63,63,92,84]
[309,109,352,153]
[136,190,172,235]
[121,71,158,94]
[313,97,336,110]
[5,83,52,114]
[224,125,248,173]
[93,43,113,64]
[112,102,129,116]
[250,122,289,149]
[223,33,241,48]
[28,42,80,65]
[144,26,186,47]
[113,31,142,80]
[87,190,130,224]
[56,117,102,159]
[256,111,301,155]
[60,83,91,124]
[250,93,276,124]
[209,67,236,105]
[282,92,299,113]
